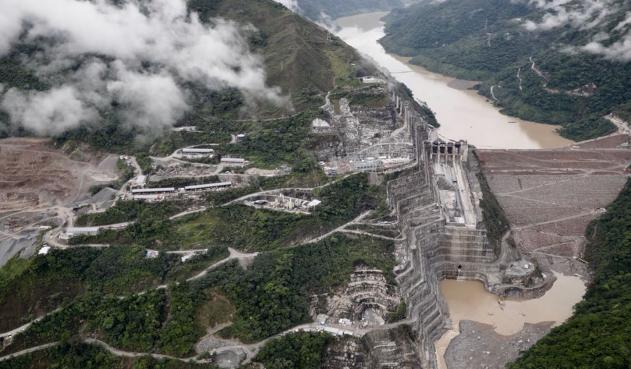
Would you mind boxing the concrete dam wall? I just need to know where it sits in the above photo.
[319,94,554,369]
[381,118,549,369]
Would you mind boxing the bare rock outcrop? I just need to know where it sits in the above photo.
[322,267,401,327]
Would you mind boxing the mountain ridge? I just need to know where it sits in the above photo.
[381,0,631,140]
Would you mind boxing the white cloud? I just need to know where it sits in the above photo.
[107,62,189,133]
[0,0,285,136]
[518,0,631,62]
[522,0,615,31]
[613,11,631,32]
[1,86,97,135]
[272,0,300,12]
[582,34,631,61]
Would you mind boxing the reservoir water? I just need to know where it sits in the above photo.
[334,12,585,369]
[334,12,573,149]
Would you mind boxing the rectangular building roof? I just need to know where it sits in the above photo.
[184,182,232,190]
[131,187,176,194]
[182,148,214,153]
[66,226,101,234]
[221,157,245,163]
[133,194,161,200]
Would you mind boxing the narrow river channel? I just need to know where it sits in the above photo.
[333,12,585,369]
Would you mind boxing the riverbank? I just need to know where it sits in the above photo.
[377,2,626,142]
[442,274,585,334]
[435,274,586,369]
[334,12,574,150]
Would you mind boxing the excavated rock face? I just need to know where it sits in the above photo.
[319,267,401,327]
[322,328,422,369]
[321,86,398,156]
[322,337,368,369]
[315,266,424,369]
[363,327,423,369]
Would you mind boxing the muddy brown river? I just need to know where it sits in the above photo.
[334,12,573,150]
[435,275,585,369]
[334,13,586,369]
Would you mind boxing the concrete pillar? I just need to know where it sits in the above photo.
[461,141,469,162]
[405,106,410,132]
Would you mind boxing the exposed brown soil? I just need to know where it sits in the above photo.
[477,134,631,275]
[0,138,120,266]
[0,138,117,213]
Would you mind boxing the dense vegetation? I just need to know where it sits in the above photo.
[509,180,631,368]
[217,113,319,170]
[382,0,631,140]
[0,246,228,332]
[4,278,225,358]
[256,332,332,369]
[1,234,393,360]
[207,235,395,341]
[145,176,220,189]
[75,201,189,227]
[386,300,407,323]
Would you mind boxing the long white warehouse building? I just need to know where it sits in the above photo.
[131,187,176,194]
[184,182,232,191]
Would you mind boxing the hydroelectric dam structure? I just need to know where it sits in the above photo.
[376,99,552,369]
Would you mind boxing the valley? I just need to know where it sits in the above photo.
[380,0,631,141]
[0,1,630,369]
[334,12,573,149]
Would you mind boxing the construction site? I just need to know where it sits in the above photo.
[243,193,321,215]
[0,136,254,253]
[0,138,119,265]
[314,85,418,176]
[1,77,630,369]
[289,71,631,367]
[378,104,631,369]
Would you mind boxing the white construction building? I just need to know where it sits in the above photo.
[131,187,176,194]
[221,157,247,167]
[177,148,215,159]
[184,182,232,192]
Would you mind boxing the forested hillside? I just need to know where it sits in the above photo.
[291,0,404,21]
[382,0,631,140]
[508,179,631,368]
[0,0,369,152]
